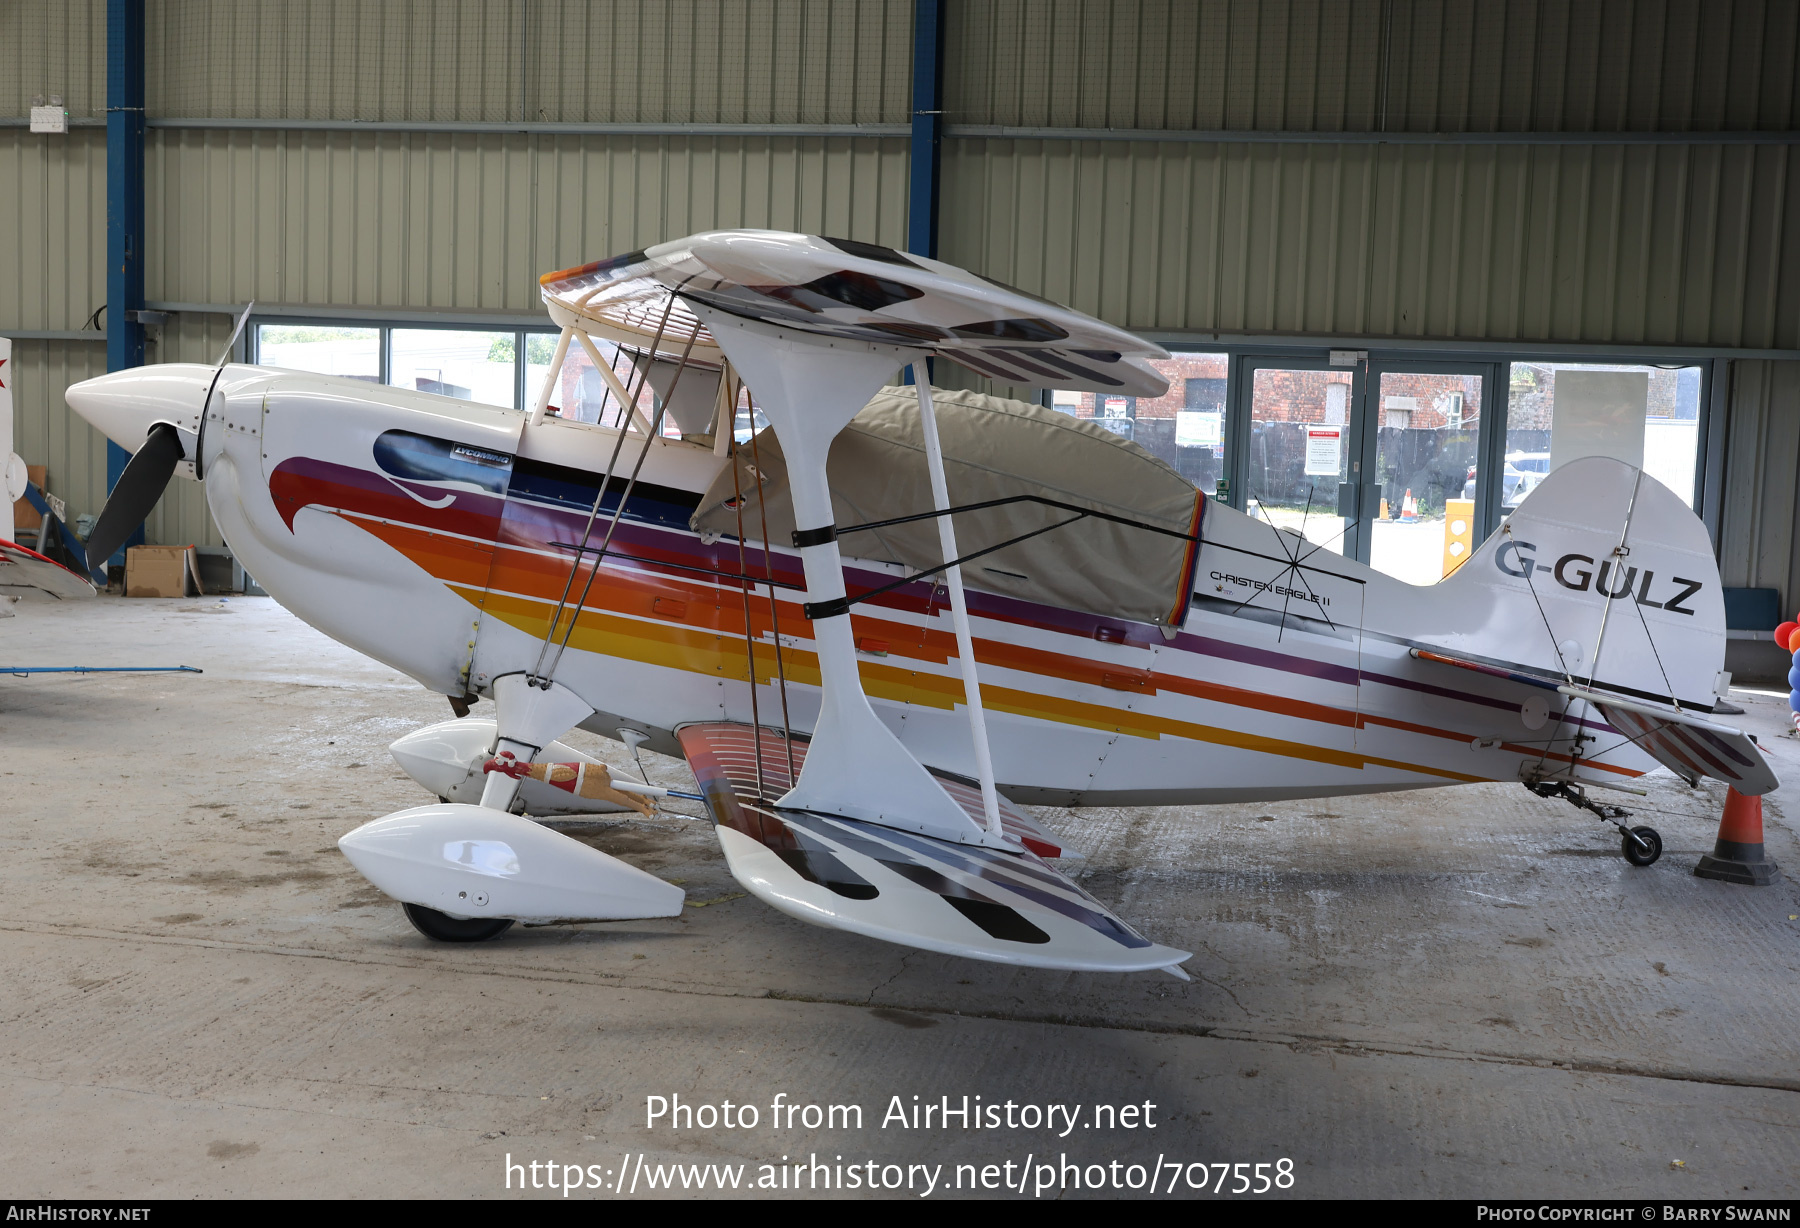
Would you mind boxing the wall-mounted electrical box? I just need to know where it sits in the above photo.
[30,95,67,134]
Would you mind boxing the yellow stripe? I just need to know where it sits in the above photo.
[462,586,1483,784]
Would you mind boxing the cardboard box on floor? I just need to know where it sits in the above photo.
[126,544,204,598]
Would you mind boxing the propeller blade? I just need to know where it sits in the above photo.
[215,300,254,367]
[85,421,183,570]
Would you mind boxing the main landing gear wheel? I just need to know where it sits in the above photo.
[1622,825,1663,867]
[403,902,514,942]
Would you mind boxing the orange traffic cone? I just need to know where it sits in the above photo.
[1399,489,1418,522]
[1694,786,1782,885]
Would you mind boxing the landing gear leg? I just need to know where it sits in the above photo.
[1524,781,1662,867]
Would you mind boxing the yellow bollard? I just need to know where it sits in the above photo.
[1443,498,1475,577]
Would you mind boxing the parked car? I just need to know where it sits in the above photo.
[1504,452,1550,508]
[1460,452,1552,510]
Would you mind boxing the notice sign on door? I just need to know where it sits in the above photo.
[1304,426,1343,475]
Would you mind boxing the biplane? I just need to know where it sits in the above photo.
[63,231,1777,978]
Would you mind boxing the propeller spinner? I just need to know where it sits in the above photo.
[67,303,253,571]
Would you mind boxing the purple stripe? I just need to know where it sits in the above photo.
[1665,724,1735,777]
[816,817,1152,951]
[484,506,1625,738]
[1689,724,1754,767]
[1362,669,1528,714]
[1187,632,1360,686]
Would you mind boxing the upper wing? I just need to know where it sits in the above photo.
[0,538,97,601]
[1558,683,1780,796]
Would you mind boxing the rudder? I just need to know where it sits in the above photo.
[1427,456,1724,710]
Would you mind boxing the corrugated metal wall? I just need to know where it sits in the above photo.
[146,132,910,309]
[0,130,107,330]
[6,0,1800,575]
[1717,360,1800,603]
[0,123,114,541]
[944,138,1800,347]
[0,0,107,120]
[5,340,112,538]
[947,0,1800,132]
[145,0,913,124]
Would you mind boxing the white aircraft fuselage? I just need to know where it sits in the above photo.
[69,362,1701,808]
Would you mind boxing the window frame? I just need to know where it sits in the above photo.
[1048,342,1723,563]
[248,316,566,414]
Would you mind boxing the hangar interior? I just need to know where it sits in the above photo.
[5,0,1800,1201]
[12,0,1800,672]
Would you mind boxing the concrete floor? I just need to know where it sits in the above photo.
[3,594,1798,1199]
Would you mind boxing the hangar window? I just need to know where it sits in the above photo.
[1044,349,1716,590]
[1505,362,1702,508]
[253,325,379,381]
[389,329,517,405]
[250,319,671,431]
[1050,352,1229,497]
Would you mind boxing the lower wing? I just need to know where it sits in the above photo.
[0,538,98,601]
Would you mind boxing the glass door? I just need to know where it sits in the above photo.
[1227,357,1502,582]
[1234,359,1371,559]
[1361,362,1497,584]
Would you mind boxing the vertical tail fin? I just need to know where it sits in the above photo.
[1428,456,1724,711]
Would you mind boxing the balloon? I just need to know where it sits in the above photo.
[1778,621,1799,651]
[1789,690,1800,714]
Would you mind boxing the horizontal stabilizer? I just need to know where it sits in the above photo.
[1410,647,1778,795]
[1559,684,1780,796]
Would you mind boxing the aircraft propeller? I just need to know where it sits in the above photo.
[84,421,182,569]
[81,302,254,573]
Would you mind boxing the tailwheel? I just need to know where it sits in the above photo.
[402,902,514,942]
[1622,825,1663,867]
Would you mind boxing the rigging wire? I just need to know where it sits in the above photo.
[1584,468,1645,693]
[535,293,703,684]
[545,322,701,676]
[744,385,799,787]
[728,411,768,803]
[529,296,676,683]
[1505,520,1588,778]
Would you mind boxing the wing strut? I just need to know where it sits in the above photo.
[914,368,1002,838]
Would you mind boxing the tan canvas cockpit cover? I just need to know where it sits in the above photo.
[690,386,1205,626]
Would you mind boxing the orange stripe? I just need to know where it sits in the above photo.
[350,516,1589,788]
[463,584,1485,783]
[353,518,495,590]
